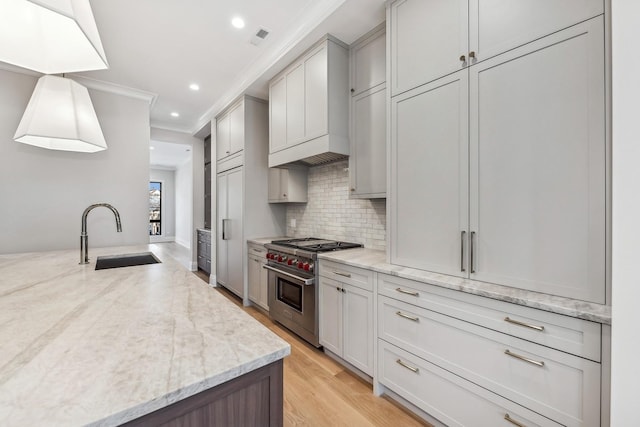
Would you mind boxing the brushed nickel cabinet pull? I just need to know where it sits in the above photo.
[459,54,466,62]
[396,311,419,322]
[461,230,466,272]
[469,51,476,59]
[396,359,419,373]
[334,271,351,278]
[504,413,527,427]
[470,231,476,273]
[342,288,346,293]
[504,349,545,367]
[336,286,341,292]
[504,317,545,332]
[395,287,419,297]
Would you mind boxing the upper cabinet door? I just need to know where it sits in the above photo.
[351,85,387,197]
[228,101,245,156]
[469,0,603,64]
[389,0,468,96]
[351,28,386,96]
[216,113,230,160]
[304,44,328,141]
[269,76,287,153]
[390,70,469,277]
[469,18,606,303]
[286,63,305,145]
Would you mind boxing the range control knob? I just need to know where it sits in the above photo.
[277,255,284,262]
[307,263,314,272]
[297,261,304,269]
[266,253,271,260]
[287,258,296,265]
[303,262,310,271]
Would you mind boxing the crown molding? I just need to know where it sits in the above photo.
[71,75,157,106]
[150,122,194,134]
[191,0,347,135]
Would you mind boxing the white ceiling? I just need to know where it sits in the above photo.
[150,140,192,169]
[75,0,386,135]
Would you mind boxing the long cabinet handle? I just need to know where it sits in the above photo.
[504,349,545,367]
[222,219,230,240]
[396,311,419,322]
[334,271,351,278]
[470,231,476,273]
[396,359,419,373]
[504,317,545,332]
[504,414,527,427]
[461,230,466,272]
[395,287,419,297]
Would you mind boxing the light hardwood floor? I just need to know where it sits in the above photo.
[194,272,431,427]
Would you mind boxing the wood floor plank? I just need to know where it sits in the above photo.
[208,283,432,427]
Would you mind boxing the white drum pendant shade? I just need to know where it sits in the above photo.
[0,0,108,73]
[14,75,107,153]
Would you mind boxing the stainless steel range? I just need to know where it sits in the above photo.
[264,238,362,347]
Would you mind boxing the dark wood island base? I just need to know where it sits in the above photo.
[122,360,284,427]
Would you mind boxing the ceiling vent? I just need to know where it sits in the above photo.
[251,28,270,46]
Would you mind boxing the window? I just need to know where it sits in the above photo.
[149,181,161,236]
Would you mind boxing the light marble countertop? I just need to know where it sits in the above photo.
[247,236,291,245]
[0,244,290,427]
[318,248,611,325]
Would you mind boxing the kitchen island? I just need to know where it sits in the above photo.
[0,244,290,426]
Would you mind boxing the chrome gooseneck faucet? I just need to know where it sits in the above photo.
[80,203,122,264]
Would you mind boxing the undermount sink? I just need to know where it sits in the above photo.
[95,252,161,270]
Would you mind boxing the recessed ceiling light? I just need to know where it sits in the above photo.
[189,83,200,91]
[231,16,245,29]
[150,146,155,150]
[170,112,179,117]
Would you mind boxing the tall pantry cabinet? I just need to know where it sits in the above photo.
[216,96,286,302]
[388,0,608,304]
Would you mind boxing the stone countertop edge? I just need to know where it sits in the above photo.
[91,347,291,427]
[247,236,292,245]
[318,248,612,325]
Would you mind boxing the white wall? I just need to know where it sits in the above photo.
[611,1,640,423]
[174,159,193,248]
[149,168,176,241]
[0,69,150,254]
[150,128,204,269]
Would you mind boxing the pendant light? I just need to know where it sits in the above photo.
[0,0,109,74]
[14,75,107,153]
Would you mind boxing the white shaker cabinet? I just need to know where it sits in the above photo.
[349,25,387,198]
[389,0,468,96]
[247,243,268,311]
[389,0,608,303]
[468,17,606,303]
[268,166,308,203]
[216,100,244,161]
[319,260,375,376]
[390,70,469,278]
[216,167,243,297]
[389,0,603,97]
[215,96,286,303]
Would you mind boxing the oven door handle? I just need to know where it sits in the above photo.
[263,264,315,285]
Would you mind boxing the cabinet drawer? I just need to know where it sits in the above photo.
[379,340,563,427]
[378,274,601,361]
[379,296,600,426]
[319,260,374,291]
[247,243,267,257]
